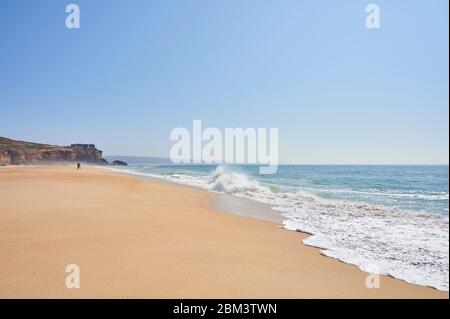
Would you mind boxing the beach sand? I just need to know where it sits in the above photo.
[0,166,447,298]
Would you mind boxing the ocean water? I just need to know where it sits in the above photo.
[105,163,449,291]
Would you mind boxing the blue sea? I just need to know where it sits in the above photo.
[105,163,449,291]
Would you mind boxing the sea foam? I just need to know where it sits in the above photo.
[103,164,449,291]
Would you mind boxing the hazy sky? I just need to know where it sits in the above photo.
[0,0,448,164]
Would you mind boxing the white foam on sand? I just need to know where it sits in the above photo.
[101,165,449,291]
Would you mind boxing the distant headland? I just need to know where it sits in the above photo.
[0,136,109,165]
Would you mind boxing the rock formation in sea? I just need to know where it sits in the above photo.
[111,160,128,166]
[0,136,109,165]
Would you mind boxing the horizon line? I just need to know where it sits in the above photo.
[103,155,449,166]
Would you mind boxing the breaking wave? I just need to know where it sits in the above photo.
[103,164,449,291]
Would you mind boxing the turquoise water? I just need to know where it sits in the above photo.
[133,164,449,215]
[107,163,449,291]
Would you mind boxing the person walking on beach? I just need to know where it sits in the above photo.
[77,162,81,169]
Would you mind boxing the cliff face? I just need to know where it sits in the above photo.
[0,137,108,165]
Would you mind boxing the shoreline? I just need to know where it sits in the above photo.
[95,165,284,224]
[97,165,450,291]
[0,165,447,298]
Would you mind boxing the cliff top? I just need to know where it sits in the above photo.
[0,136,60,152]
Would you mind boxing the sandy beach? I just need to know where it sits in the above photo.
[0,165,447,298]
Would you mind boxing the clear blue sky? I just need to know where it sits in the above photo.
[0,0,448,164]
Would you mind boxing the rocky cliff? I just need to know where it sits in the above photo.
[0,136,108,165]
